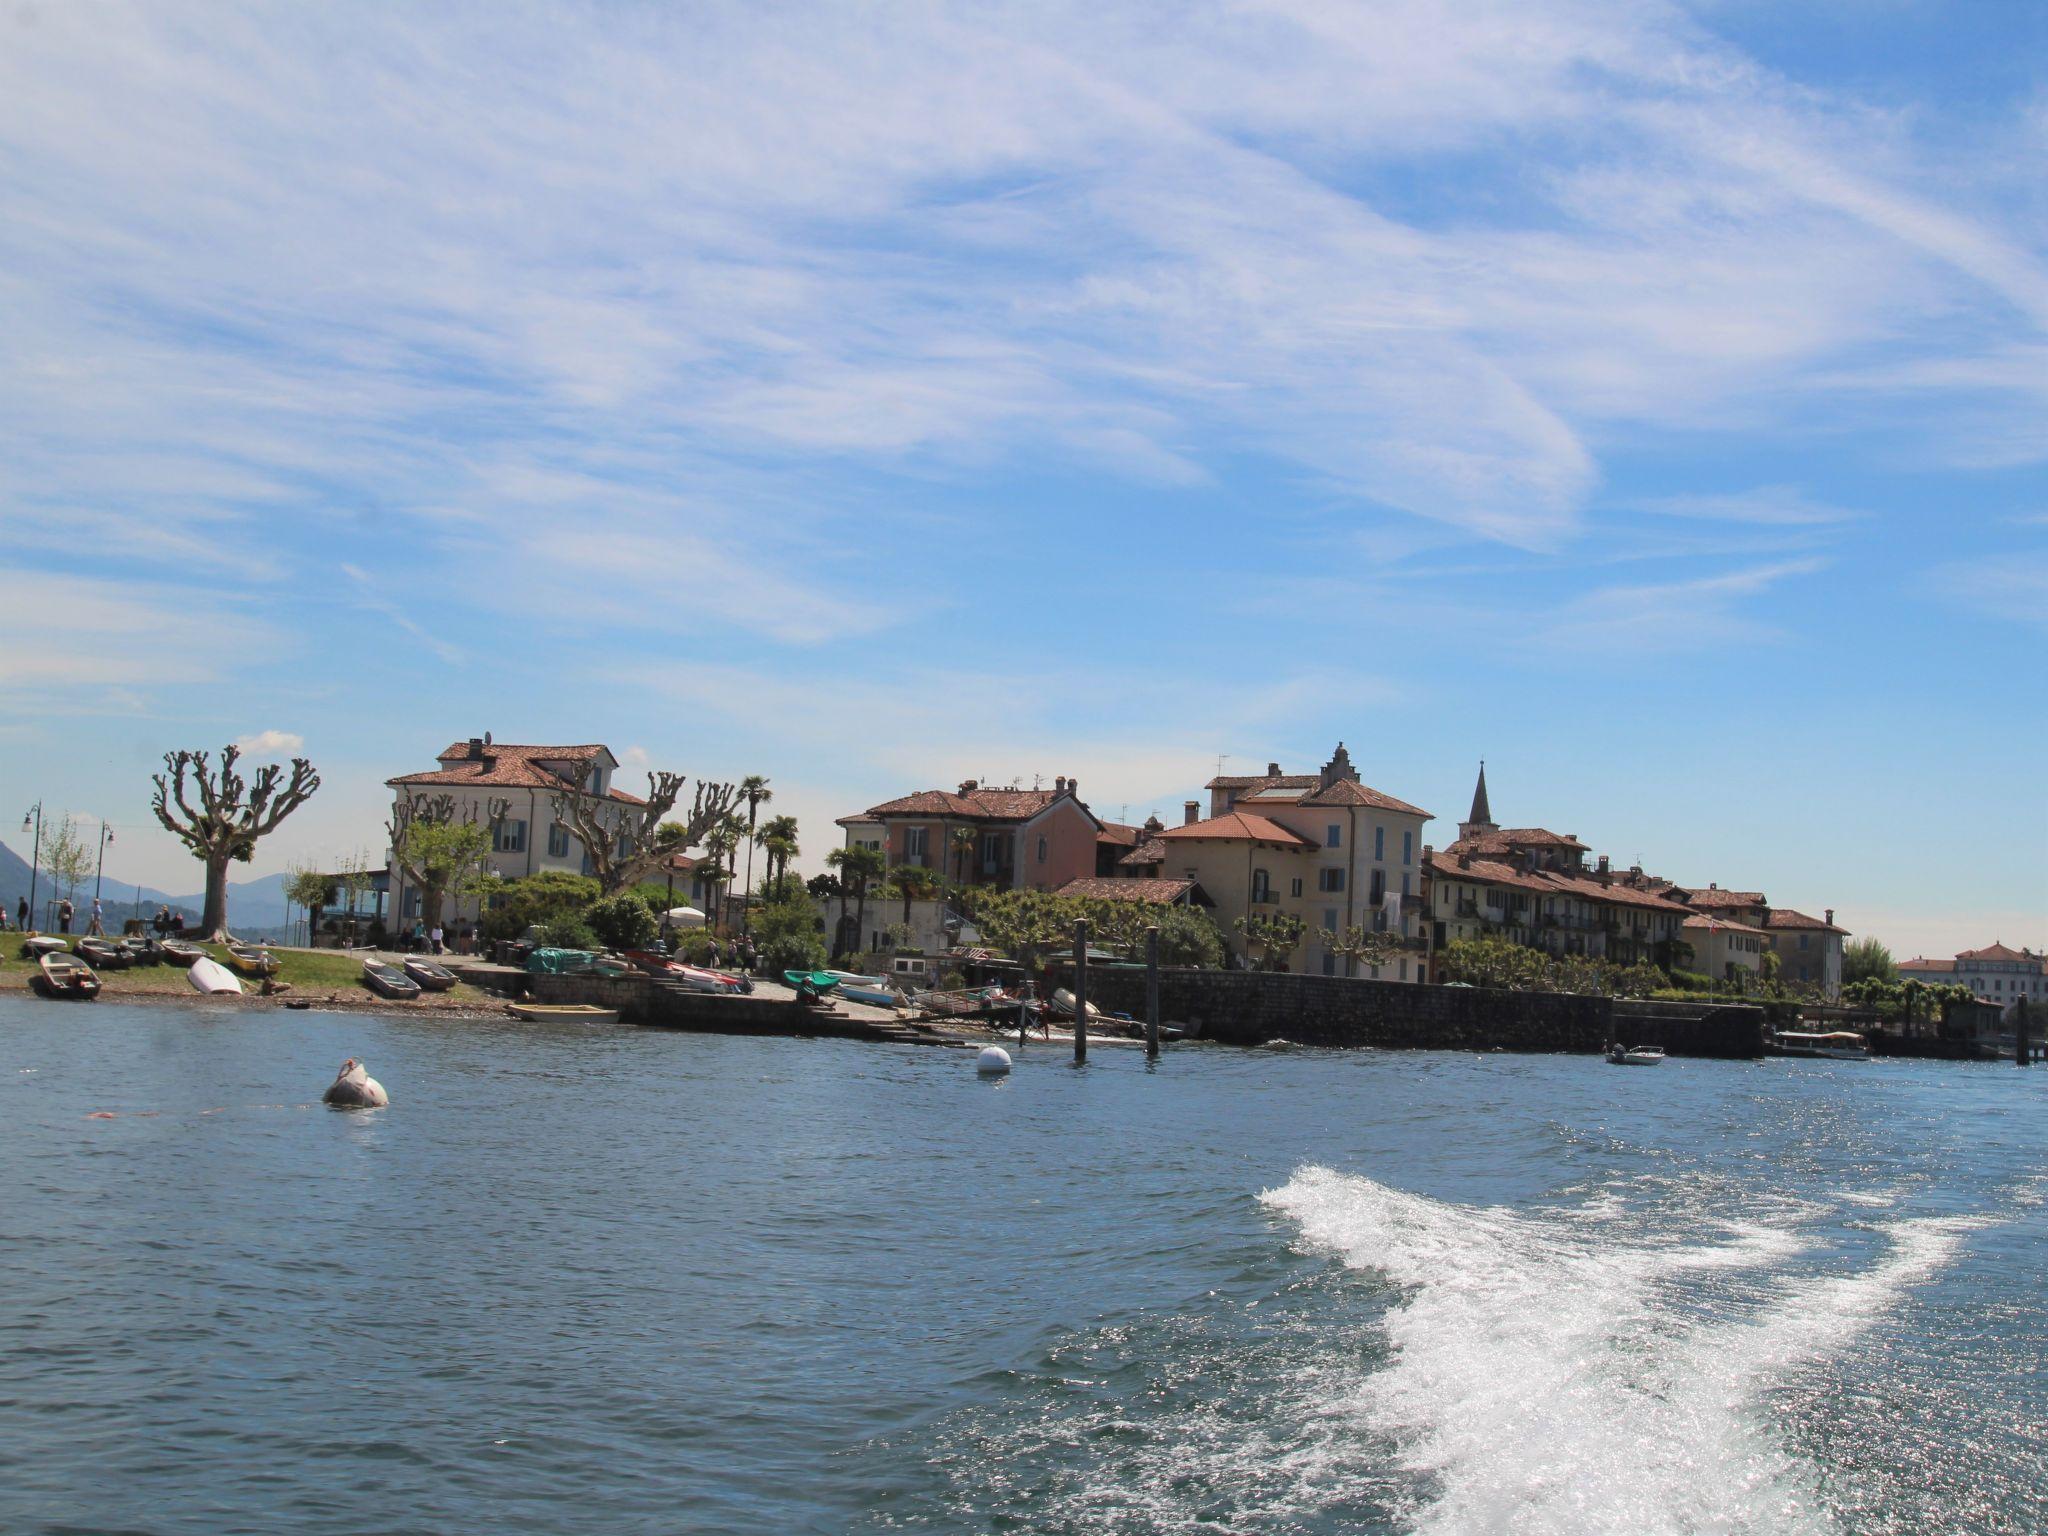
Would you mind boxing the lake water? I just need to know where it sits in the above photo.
[2,997,2043,1535]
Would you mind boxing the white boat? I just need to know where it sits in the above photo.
[826,971,902,1007]
[1771,1030,1870,1060]
[1607,1045,1665,1066]
[188,957,243,995]
[672,964,744,994]
[1050,987,1103,1022]
[508,1002,620,1023]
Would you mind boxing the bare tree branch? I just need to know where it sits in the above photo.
[150,745,321,938]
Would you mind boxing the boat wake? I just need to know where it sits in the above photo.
[1262,1167,1986,1536]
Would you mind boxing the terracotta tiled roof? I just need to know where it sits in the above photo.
[1764,908,1847,934]
[1206,773,1318,791]
[1096,822,1142,847]
[860,787,1070,823]
[1958,942,2035,962]
[1683,914,1766,936]
[1899,957,1958,973]
[1444,827,1587,857]
[390,759,642,802]
[1155,811,1319,848]
[1056,876,1203,904]
[436,741,609,765]
[1427,852,1693,914]
[1296,779,1431,816]
[1118,838,1168,868]
[1679,888,1768,910]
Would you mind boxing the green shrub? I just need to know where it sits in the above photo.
[483,871,600,942]
[536,916,599,951]
[586,892,658,951]
[752,894,826,973]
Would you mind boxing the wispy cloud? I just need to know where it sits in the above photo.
[1540,557,1828,651]
[232,729,304,759]
[1628,486,1863,526]
[337,564,464,667]
[1933,552,2048,631]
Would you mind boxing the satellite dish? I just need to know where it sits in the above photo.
[484,731,493,745]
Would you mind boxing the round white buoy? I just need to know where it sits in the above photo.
[976,1046,1012,1076]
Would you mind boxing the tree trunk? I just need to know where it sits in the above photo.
[854,888,868,956]
[201,852,234,940]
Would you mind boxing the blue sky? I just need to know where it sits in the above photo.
[0,0,2042,958]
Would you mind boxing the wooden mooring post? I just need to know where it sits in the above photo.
[2018,996,2032,1068]
[1072,917,1089,1065]
[1145,924,1161,1059]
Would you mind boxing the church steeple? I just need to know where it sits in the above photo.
[1462,760,1494,837]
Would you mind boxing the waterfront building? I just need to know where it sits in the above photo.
[1760,908,1848,996]
[1900,942,2047,1013]
[1421,765,1693,979]
[836,776,1106,892]
[1681,915,1767,986]
[386,736,668,927]
[1157,744,1432,979]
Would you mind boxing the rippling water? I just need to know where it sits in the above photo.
[2,998,2043,1535]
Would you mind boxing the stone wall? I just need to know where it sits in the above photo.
[1053,964,1764,1058]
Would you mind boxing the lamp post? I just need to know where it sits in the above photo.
[94,821,113,902]
[21,804,42,932]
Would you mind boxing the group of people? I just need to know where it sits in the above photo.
[8,894,109,936]
[404,921,479,956]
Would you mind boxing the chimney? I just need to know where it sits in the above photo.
[958,779,978,794]
[1067,777,1078,799]
[1143,814,1164,834]
[1267,761,1281,777]
[1596,855,1611,885]
[1458,851,1471,869]
[1054,776,1067,795]
[1825,908,1834,926]
[1183,800,1200,825]
[467,737,485,760]
[1709,882,1719,891]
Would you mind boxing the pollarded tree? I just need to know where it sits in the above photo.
[550,771,740,896]
[1235,911,1306,971]
[388,793,507,935]
[1318,923,1405,978]
[151,746,321,940]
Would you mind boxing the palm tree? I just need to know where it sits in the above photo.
[826,844,885,959]
[703,813,744,932]
[758,814,800,887]
[949,824,977,896]
[890,862,939,923]
[737,775,772,935]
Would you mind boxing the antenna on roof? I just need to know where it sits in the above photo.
[1032,774,1041,790]
[1215,753,1230,778]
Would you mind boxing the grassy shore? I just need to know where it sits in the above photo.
[7,937,490,1005]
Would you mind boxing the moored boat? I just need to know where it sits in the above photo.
[76,937,131,969]
[362,959,422,1000]
[507,1001,621,1023]
[37,951,101,999]
[827,971,903,1007]
[673,964,745,994]
[1607,1044,1666,1065]
[1049,987,1104,1022]
[1769,1030,1870,1060]
[160,938,207,966]
[119,936,159,965]
[226,942,280,977]
[24,934,69,957]
[783,969,840,998]
[402,957,458,992]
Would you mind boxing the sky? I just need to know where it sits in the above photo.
[0,0,2042,960]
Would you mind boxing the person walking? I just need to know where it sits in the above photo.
[12,896,24,932]
[87,895,104,937]
[57,897,73,934]
[429,923,444,956]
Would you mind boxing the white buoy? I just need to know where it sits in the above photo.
[976,1046,1012,1076]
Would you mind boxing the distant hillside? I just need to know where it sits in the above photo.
[0,839,289,930]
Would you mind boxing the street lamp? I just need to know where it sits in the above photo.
[94,821,114,928]
[21,803,41,932]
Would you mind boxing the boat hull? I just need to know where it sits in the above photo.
[188,957,243,994]
[361,961,422,1000]
[508,1002,620,1023]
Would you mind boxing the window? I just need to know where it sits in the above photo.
[1326,823,1342,848]
[1324,908,1339,930]
[1373,826,1385,860]
[1399,960,1408,982]
[1251,869,1271,902]
[1368,869,1384,903]
[1402,831,1414,865]
[494,818,526,854]
[980,832,1003,866]
[1318,868,1345,893]
[1401,874,1411,898]
[1322,953,1336,975]
[904,827,927,860]
[548,823,570,858]
[1799,934,1810,949]
[1037,836,1048,863]
[1290,877,1303,898]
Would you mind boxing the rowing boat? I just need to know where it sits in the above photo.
[37,951,101,1000]
[507,1001,620,1023]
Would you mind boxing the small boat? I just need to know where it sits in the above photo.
[508,1001,621,1023]
[36,951,101,999]
[402,957,458,992]
[160,938,207,966]
[188,957,243,994]
[621,949,686,975]
[827,971,903,1008]
[119,936,159,965]
[672,964,745,994]
[362,959,422,1000]
[784,969,840,998]
[24,934,69,957]
[1049,987,1104,1022]
[75,937,131,969]
[1607,1044,1666,1066]
[1770,1030,1870,1060]
[226,942,280,977]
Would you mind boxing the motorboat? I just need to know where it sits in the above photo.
[826,971,902,1008]
[672,964,745,994]
[1770,1030,1870,1060]
[402,957,458,992]
[362,959,422,1000]
[118,936,159,965]
[23,934,69,957]
[75,937,131,969]
[188,957,242,994]
[226,942,280,977]
[508,1001,620,1023]
[36,951,101,999]
[160,938,207,966]
[1606,1044,1666,1065]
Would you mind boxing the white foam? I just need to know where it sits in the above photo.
[1263,1167,1983,1536]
